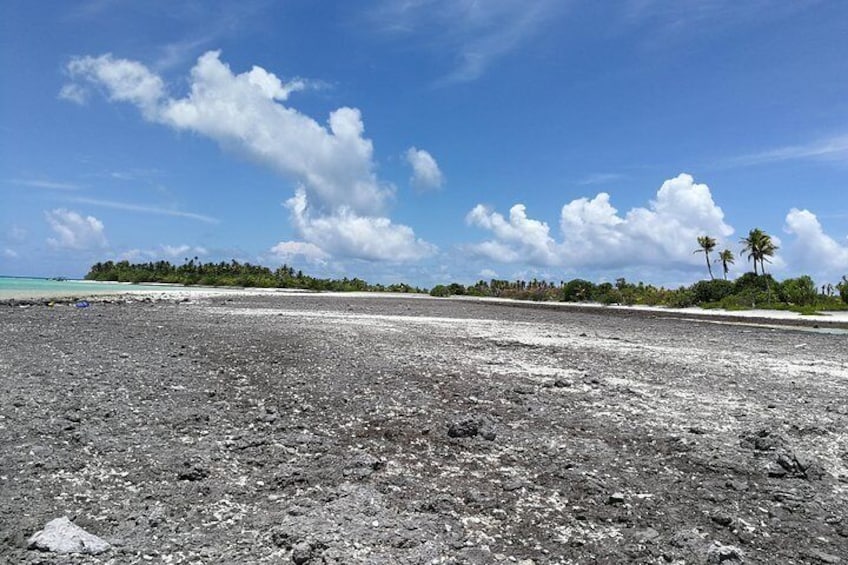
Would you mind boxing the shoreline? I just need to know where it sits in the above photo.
[2,284,847,331]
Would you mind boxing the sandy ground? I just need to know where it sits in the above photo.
[1,294,847,564]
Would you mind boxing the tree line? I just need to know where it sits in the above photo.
[429,228,847,312]
[84,259,423,293]
[85,226,848,312]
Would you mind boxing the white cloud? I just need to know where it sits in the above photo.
[269,240,330,264]
[69,197,218,223]
[784,208,848,275]
[45,208,107,250]
[2,248,18,259]
[10,178,82,190]
[467,203,560,265]
[286,188,436,262]
[478,268,498,278]
[67,54,165,118]
[728,135,848,167]
[63,50,434,262]
[577,173,624,186]
[65,50,388,215]
[370,0,562,84]
[466,173,734,270]
[405,147,444,190]
[58,83,88,104]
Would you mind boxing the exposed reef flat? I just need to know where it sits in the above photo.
[1,294,846,563]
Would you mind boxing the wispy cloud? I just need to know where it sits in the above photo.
[368,0,564,84]
[725,135,848,167]
[69,197,219,224]
[10,179,83,190]
[577,173,624,186]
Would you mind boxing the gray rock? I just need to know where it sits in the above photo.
[27,516,110,555]
[708,542,743,563]
[805,549,842,564]
[291,540,313,564]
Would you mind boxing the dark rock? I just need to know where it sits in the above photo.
[608,492,625,505]
[739,428,785,451]
[447,418,479,438]
[177,462,209,481]
[710,513,733,528]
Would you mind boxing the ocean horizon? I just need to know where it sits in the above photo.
[0,276,184,300]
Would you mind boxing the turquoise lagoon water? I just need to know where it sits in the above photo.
[0,276,183,300]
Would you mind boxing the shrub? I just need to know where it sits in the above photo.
[778,275,817,306]
[561,279,595,302]
[690,279,735,304]
[429,285,451,297]
[733,272,776,294]
[838,276,848,304]
[447,283,467,296]
[666,288,696,308]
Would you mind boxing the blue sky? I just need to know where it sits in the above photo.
[2,1,847,287]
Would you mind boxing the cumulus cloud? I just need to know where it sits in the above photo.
[286,188,436,262]
[466,203,560,265]
[65,51,387,215]
[2,248,18,259]
[270,240,330,263]
[45,209,107,250]
[784,208,848,274]
[67,54,165,118]
[466,173,734,270]
[405,147,444,190]
[63,50,434,261]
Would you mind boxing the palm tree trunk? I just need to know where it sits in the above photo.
[705,252,713,280]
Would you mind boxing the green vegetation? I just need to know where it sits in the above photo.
[85,259,425,293]
[428,273,848,312]
[86,229,848,314]
[428,230,846,313]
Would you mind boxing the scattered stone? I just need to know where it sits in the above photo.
[630,527,660,543]
[608,492,625,505]
[739,428,785,451]
[27,516,110,555]
[708,542,743,563]
[553,378,571,388]
[447,418,479,438]
[291,540,313,564]
[806,549,842,564]
[480,427,497,441]
[710,513,733,528]
[177,462,209,481]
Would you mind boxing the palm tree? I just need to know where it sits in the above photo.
[715,249,735,280]
[740,228,768,275]
[758,235,778,274]
[694,235,717,280]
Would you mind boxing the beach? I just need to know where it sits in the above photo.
[1,293,847,563]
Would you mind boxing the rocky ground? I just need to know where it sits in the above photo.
[1,294,847,564]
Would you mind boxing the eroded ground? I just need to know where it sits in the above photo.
[1,295,847,564]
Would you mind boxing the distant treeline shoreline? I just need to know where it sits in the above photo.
[85,259,848,313]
